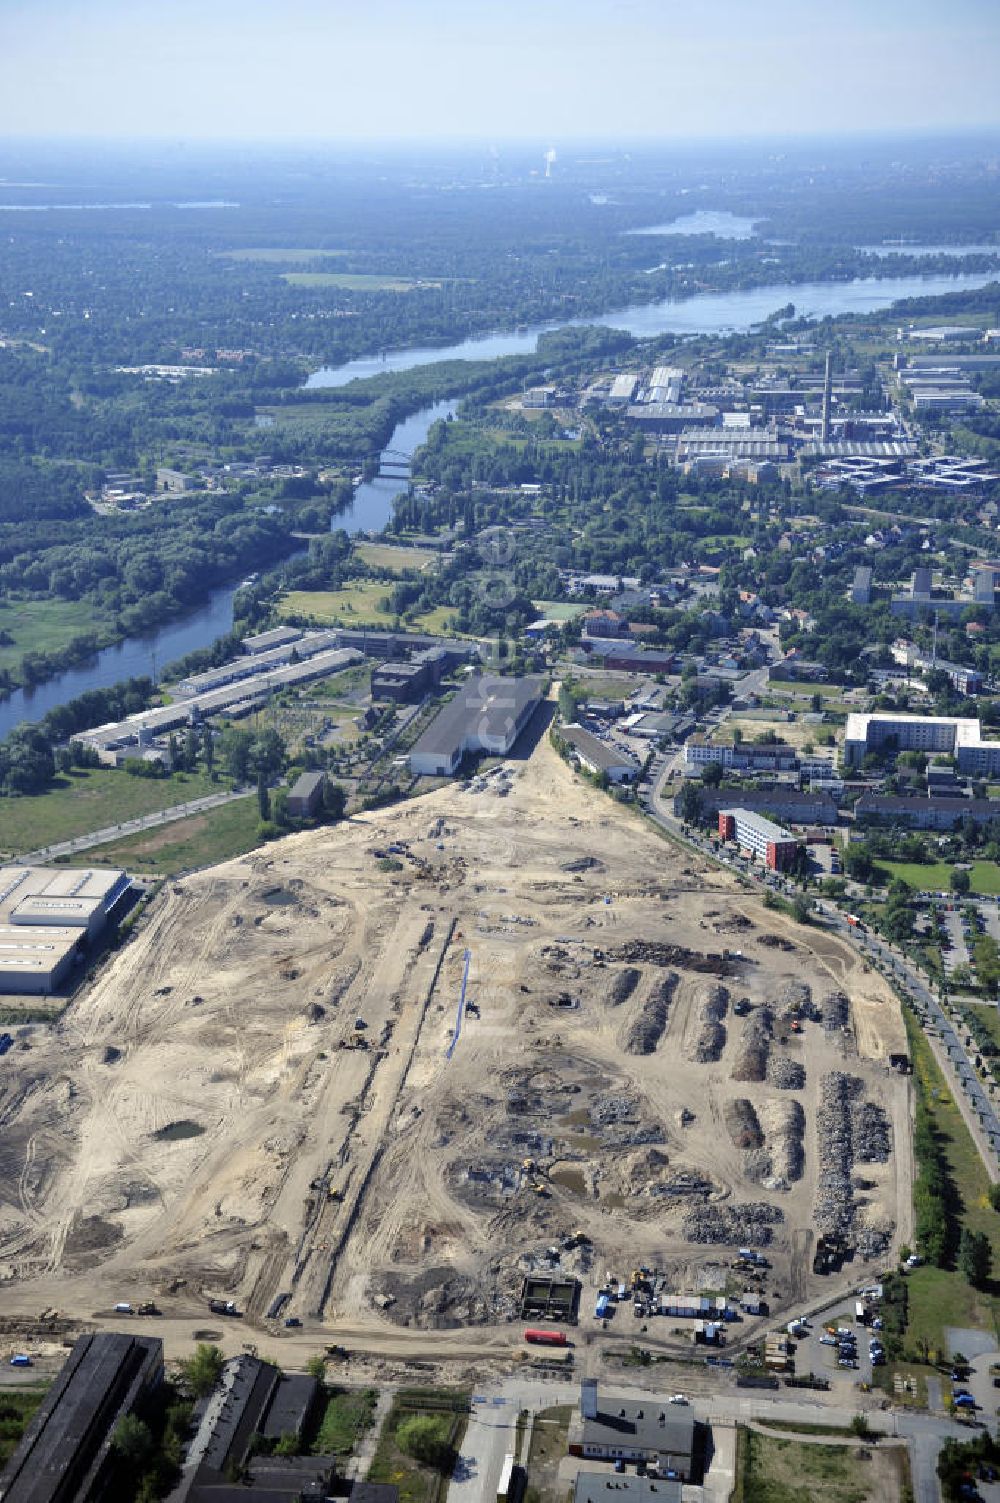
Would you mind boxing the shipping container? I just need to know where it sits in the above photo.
[524,1328,567,1346]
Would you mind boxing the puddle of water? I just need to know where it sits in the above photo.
[153,1119,205,1142]
[551,1165,587,1195]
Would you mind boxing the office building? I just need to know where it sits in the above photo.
[717,809,799,871]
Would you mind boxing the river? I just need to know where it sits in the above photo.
[0,399,458,739]
[307,269,999,388]
[4,265,998,738]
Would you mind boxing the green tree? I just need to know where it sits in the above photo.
[323,780,347,821]
[958,1228,992,1290]
[306,1354,327,1380]
[396,1414,453,1471]
[701,760,724,788]
[179,1343,224,1398]
[950,868,972,896]
[257,770,270,822]
[677,781,704,825]
[111,1414,154,1466]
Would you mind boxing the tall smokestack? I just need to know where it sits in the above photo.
[821,352,832,444]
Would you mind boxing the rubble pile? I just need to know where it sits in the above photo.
[815,1071,864,1240]
[821,991,850,1031]
[724,1098,764,1151]
[760,1098,805,1184]
[621,977,677,1055]
[683,1201,784,1246]
[732,1007,773,1082]
[691,984,729,1063]
[607,941,731,975]
[608,967,642,1007]
[767,1053,806,1090]
[855,1101,892,1162]
[778,981,812,1019]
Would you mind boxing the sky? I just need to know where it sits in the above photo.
[0,0,998,143]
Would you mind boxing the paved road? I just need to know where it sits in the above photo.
[449,1396,519,1503]
[20,787,253,863]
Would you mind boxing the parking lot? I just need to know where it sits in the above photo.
[788,1302,882,1389]
[942,909,971,974]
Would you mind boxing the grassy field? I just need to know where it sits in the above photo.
[281,582,396,627]
[876,859,1000,896]
[280,584,461,637]
[532,600,587,621]
[968,1003,1000,1052]
[902,1008,1000,1354]
[732,1426,909,1503]
[312,1386,378,1455]
[0,768,225,857]
[82,795,261,875]
[283,272,437,291]
[353,542,438,574]
[0,1387,47,1468]
[0,596,113,674]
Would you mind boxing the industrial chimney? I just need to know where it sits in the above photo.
[821,352,833,443]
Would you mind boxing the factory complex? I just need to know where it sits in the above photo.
[0,865,131,994]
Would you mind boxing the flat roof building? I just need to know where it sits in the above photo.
[718,808,798,871]
[409,675,544,778]
[574,1475,681,1503]
[561,725,639,784]
[242,625,304,655]
[567,1385,695,1481]
[843,712,1000,775]
[285,770,326,820]
[0,866,130,994]
[0,1332,163,1502]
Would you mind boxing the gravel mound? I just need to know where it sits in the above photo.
[608,967,642,1007]
[732,1007,773,1082]
[760,1098,805,1184]
[621,973,677,1055]
[691,984,729,1063]
[725,1098,764,1150]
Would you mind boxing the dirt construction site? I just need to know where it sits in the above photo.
[0,733,913,1368]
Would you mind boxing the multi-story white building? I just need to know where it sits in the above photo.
[843,713,1000,775]
[717,808,798,871]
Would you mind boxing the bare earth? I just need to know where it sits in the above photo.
[0,738,911,1366]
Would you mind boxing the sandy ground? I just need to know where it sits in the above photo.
[0,735,911,1365]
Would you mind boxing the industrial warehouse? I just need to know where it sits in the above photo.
[408,673,545,776]
[0,865,131,994]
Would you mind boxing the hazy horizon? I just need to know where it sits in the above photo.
[0,0,998,144]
